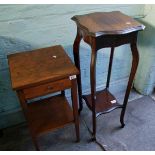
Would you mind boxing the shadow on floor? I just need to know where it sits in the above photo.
[0,92,155,151]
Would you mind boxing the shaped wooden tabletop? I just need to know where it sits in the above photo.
[8,45,79,90]
[72,11,145,37]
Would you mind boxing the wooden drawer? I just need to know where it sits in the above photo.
[23,78,71,99]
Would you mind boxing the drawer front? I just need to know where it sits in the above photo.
[23,78,71,99]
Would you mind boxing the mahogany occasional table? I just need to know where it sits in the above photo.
[8,45,80,150]
[72,11,145,140]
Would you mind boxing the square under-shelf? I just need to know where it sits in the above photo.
[83,89,123,117]
[27,95,74,136]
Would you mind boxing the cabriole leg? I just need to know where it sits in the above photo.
[90,39,97,140]
[73,30,82,113]
[120,42,139,127]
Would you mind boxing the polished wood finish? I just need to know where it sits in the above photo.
[83,89,122,117]
[73,29,83,112]
[72,11,145,140]
[27,95,74,136]
[8,45,80,150]
[72,11,145,37]
[8,45,79,90]
[71,79,80,141]
[23,78,71,99]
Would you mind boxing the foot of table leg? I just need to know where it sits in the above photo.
[91,135,96,141]
[120,114,125,128]
[120,42,139,128]
[31,135,40,151]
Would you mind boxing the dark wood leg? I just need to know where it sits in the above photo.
[17,90,28,114]
[90,40,97,140]
[61,90,65,96]
[106,47,115,89]
[73,31,82,113]
[71,78,80,142]
[120,42,139,127]
[31,135,40,151]
[17,90,40,150]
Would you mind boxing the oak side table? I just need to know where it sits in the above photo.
[72,11,145,140]
[8,45,80,150]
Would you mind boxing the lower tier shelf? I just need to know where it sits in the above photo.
[82,89,123,117]
[27,94,74,136]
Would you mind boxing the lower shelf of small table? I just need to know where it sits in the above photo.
[82,89,123,117]
[27,94,74,136]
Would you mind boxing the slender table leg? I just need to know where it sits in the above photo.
[61,90,65,96]
[17,90,28,114]
[106,47,115,89]
[90,39,97,140]
[31,135,40,151]
[17,90,40,150]
[73,30,82,113]
[71,78,80,142]
[120,42,139,127]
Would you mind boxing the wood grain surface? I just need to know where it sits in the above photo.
[72,11,145,36]
[8,45,79,90]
